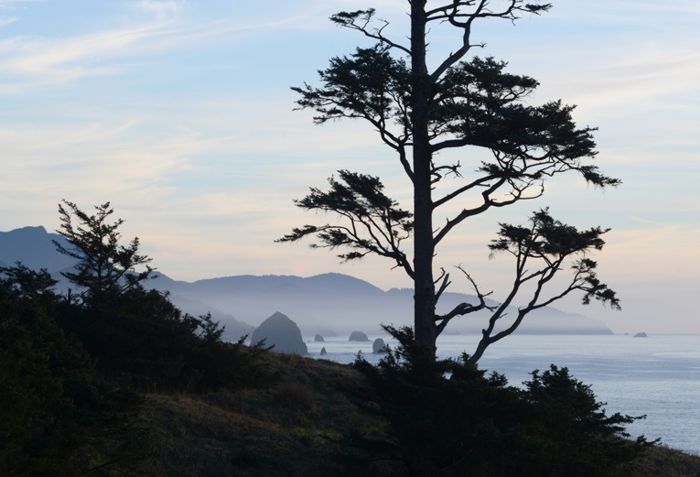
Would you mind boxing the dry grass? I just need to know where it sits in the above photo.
[128,355,393,477]
[627,445,700,477]
[101,352,700,477]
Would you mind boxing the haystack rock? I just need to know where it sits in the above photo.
[349,330,369,342]
[314,334,325,342]
[633,332,648,338]
[251,312,307,355]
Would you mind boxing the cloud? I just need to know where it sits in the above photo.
[0,1,341,92]
[0,0,42,8]
[0,22,176,87]
[136,0,183,20]
[564,49,700,117]
[577,0,700,17]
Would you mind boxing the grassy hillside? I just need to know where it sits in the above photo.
[89,353,700,477]
[134,355,391,476]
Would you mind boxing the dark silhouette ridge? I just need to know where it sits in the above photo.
[281,2,620,356]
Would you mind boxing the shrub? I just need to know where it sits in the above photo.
[352,326,652,477]
[54,287,269,391]
[0,274,139,476]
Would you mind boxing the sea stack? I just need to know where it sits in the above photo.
[251,312,308,355]
[349,330,370,342]
[372,338,388,354]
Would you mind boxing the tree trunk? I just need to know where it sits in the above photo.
[410,2,436,351]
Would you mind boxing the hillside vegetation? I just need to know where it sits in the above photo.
[131,354,700,477]
[2,272,700,476]
[2,202,699,476]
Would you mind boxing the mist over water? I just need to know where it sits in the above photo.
[307,334,700,455]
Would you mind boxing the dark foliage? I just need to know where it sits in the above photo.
[0,266,141,476]
[352,326,652,477]
[277,170,414,272]
[54,287,268,391]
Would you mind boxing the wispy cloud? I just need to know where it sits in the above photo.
[0,0,42,8]
[0,21,179,87]
[564,48,700,117]
[577,0,700,17]
[136,0,183,20]
[0,2,336,92]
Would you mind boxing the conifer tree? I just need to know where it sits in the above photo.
[54,200,153,307]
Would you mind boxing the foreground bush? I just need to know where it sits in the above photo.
[353,326,653,477]
[0,269,139,476]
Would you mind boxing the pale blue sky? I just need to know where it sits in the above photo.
[0,1,698,332]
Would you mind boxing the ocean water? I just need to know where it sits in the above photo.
[306,333,700,455]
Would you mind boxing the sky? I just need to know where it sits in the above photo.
[0,0,698,333]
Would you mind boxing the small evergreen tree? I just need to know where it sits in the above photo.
[53,200,153,307]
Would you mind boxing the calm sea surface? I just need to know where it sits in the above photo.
[306,334,700,455]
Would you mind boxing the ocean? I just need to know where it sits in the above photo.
[306,333,700,455]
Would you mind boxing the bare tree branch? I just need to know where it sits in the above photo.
[331,9,412,55]
[435,266,494,335]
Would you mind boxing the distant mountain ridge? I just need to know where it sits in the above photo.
[147,271,613,336]
[0,225,614,338]
[0,226,74,272]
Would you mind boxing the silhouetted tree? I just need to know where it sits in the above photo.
[197,312,226,344]
[282,2,620,354]
[53,200,153,307]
